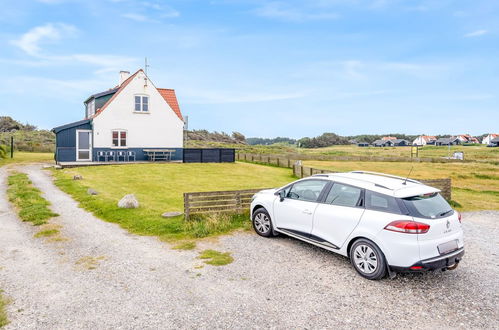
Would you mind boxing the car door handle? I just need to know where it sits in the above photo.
[302,209,313,215]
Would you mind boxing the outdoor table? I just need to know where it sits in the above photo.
[143,149,175,161]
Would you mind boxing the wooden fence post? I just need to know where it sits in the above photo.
[236,191,242,214]
[183,193,190,220]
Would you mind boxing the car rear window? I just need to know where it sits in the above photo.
[365,190,402,214]
[402,193,453,219]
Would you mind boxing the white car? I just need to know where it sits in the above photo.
[250,171,464,280]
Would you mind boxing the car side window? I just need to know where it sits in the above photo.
[287,180,328,202]
[325,183,362,207]
[365,190,402,214]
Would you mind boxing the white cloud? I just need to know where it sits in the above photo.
[122,13,152,22]
[10,23,77,56]
[254,2,338,22]
[464,29,488,37]
[119,1,179,22]
[9,23,138,73]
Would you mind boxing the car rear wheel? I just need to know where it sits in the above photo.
[252,208,273,237]
[349,239,387,280]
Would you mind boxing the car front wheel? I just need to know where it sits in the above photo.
[349,239,387,280]
[252,208,273,237]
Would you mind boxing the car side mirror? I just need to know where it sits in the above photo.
[279,190,286,202]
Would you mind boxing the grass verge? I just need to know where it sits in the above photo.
[34,228,60,238]
[0,290,8,328]
[172,241,197,250]
[198,249,234,266]
[51,163,291,241]
[7,172,58,225]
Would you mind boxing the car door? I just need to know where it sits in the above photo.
[311,182,365,249]
[273,179,329,237]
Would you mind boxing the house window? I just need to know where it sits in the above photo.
[112,130,127,147]
[134,95,149,112]
[87,100,95,117]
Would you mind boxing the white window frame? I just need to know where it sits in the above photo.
[76,129,92,161]
[87,99,95,117]
[134,94,149,113]
[111,130,127,148]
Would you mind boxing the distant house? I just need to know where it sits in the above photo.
[482,134,499,145]
[412,135,436,146]
[382,136,397,141]
[456,134,479,144]
[392,139,410,146]
[348,139,358,144]
[357,142,369,147]
[372,139,394,147]
[435,137,460,146]
[52,69,185,162]
[487,137,499,147]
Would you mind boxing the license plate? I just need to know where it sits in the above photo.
[438,240,458,255]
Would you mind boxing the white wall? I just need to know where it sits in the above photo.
[92,71,184,148]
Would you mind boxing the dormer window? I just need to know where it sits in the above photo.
[87,99,95,117]
[134,95,149,112]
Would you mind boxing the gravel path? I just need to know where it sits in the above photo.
[0,165,498,329]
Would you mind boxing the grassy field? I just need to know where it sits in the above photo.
[223,144,498,162]
[52,162,294,240]
[300,144,499,162]
[303,160,499,211]
[0,152,54,167]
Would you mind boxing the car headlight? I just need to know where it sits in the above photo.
[251,193,258,202]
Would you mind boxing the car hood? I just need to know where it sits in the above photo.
[257,188,277,195]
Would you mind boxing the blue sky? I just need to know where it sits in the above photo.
[1,0,498,138]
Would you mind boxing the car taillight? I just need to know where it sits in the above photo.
[457,211,462,223]
[384,220,430,234]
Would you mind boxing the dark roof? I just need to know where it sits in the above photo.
[435,137,458,144]
[393,139,409,143]
[372,139,393,145]
[52,119,91,133]
[84,88,119,104]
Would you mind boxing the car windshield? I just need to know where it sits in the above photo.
[402,193,453,219]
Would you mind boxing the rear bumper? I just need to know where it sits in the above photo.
[390,248,465,272]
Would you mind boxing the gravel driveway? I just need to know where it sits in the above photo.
[0,165,498,329]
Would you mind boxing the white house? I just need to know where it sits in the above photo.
[52,69,185,162]
[482,134,499,145]
[412,135,436,146]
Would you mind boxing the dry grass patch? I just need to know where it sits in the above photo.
[198,249,234,266]
[172,241,196,250]
[75,256,106,270]
[0,290,8,328]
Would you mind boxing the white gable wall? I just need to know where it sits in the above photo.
[92,71,184,148]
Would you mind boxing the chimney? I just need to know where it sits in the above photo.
[119,71,130,86]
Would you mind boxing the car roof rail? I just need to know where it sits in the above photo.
[312,174,330,177]
[349,171,421,184]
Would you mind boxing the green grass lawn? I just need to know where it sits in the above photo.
[303,160,499,211]
[7,172,59,225]
[0,152,54,167]
[52,162,294,240]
